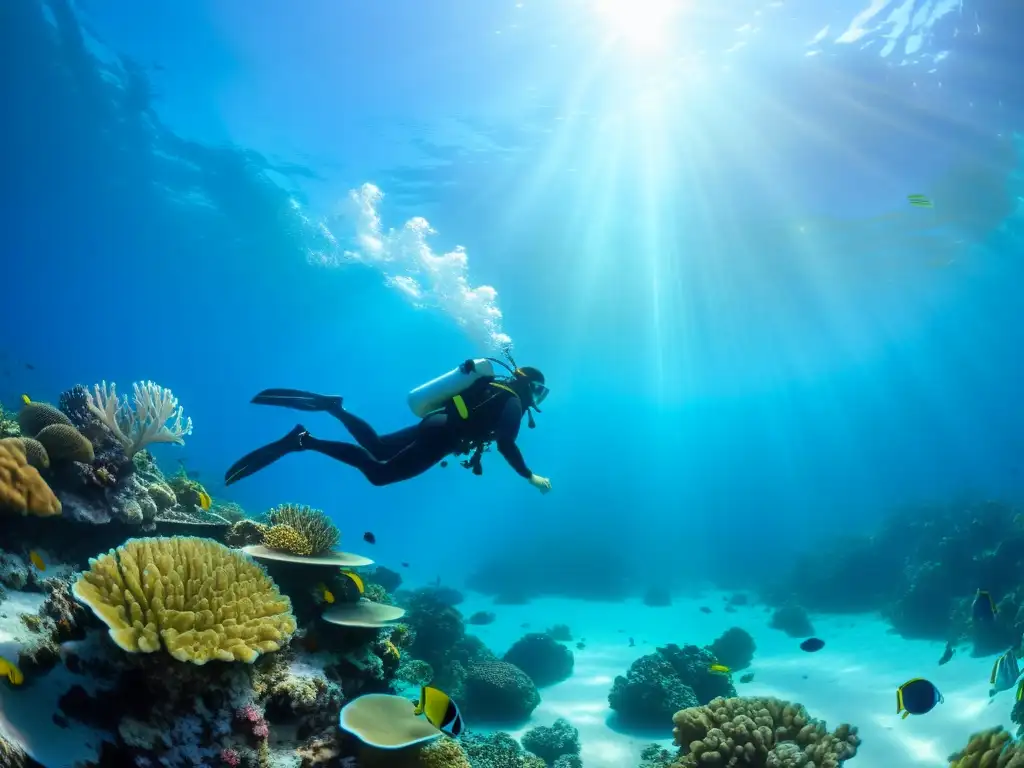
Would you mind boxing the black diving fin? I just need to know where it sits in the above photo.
[224,425,307,486]
[250,388,342,413]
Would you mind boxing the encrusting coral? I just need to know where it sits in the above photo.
[947,726,1024,767]
[267,503,340,555]
[0,437,61,516]
[670,696,860,767]
[71,536,296,664]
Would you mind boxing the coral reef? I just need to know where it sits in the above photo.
[463,660,541,723]
[84,380,192,457]
[503,632,574,687]
[707,627,756,671]
[226,519,269,548]
[670,696,860,768]
[948,726,1024,767]
[266,503,340,555]
[520,718,581,765]
[0,438,61,516]
[769,605,815,638]
[462,732,547,768]
[72,536,296,663]
[609,644,736,729]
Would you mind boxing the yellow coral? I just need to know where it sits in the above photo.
[267,503,339,554]
[19,437,49,469]
[71,536,296,664]
[948,727,1024,768]
[263,523,312,556]
[0,438,60,516]
[671,696,860,768]
[419,738,471,768]
[146,482,177,510]
[383,638,401,661]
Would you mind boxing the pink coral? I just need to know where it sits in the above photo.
[236,703,269,741]
[220,748,241,767]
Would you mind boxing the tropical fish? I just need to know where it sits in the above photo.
[576,641,586,651]
[20,394,30,405]
[1017,679,1024,702]
[709,664,731,675]
[340,570,364,595]
[401,562,410,568]
[907,194,934,208]
[413,686,464,737]
[197,490,212,511]
[897,678,943,718]
[800,638,825,653]
[363,531,376,544]
[938,641,955,666]
[699,606,712,614]
[318,584,335,605]
[28,550,45,571]
[989,649,1021,696]
[0,657,23,686]
[972,589,997,623]
[739,673,755,684]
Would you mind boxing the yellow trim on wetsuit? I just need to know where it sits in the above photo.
[451,381,518,420]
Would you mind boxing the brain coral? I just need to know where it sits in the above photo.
[17,400,73,437]
[671,696,860,768]
[0,438,60,516]
[18,437,49,469]
[35,423,94,463]
[72,536,296,664]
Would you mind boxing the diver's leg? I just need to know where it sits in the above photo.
[304,414,456,486]
[329,407,420,461]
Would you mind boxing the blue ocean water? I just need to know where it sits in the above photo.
[2,1,1024,764]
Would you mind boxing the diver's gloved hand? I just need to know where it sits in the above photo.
[459,359,476,374]
[528,474,552,494]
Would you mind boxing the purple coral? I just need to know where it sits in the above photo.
[236,703,269,740]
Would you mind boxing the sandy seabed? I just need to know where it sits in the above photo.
[460,591,1017,768]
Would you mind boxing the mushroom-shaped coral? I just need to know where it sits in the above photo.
[71,536,296,664]
[340,693,443,749]
[0,438,61,516]
[671,696,860,768]
[243,544,372,567]
[323,600,406,628]
[267,503,341,555]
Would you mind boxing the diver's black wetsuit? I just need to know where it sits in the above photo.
[223,381,532,487]
[307,390,531,485]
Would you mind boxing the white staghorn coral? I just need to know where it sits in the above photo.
[85,380,193,457]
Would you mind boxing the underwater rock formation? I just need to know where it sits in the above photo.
[463,660,541,723]
[671,696,860,767]
[520,718,581,765]
[502,632,574,687]
[609,644,737,729]
[768,605,815,638]
[706,627,756,671]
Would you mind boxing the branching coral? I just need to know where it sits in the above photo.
[0,438,61,516]
[267,504,340,555]
[264,524,314,556]
[85,380,192,457]
[671,696,860,768]
[72,536,296,664]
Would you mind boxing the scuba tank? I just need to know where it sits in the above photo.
[407,359,496,418]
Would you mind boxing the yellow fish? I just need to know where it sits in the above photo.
[1017,679,1024,702]
[20,394,31,405]
[709,664,731,675]
[907,193,934,208]
[28,551,45,572]
[197,491,212,511]
[318,584,335,604]
[341,570,365,595]
[0,657,23,686]
[413,685,464,737]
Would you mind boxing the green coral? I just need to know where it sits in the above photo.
[365,583,393,604]
[267,503,339,555]
[264,524,312,556]
[396,658,434,687]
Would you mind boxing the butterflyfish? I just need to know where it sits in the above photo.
[0,657,23,686]
[28,550,45,571]
[340,570,364,595]
[989,648,1021,696]
[896,678,943,718]
[20,394,30,405]
[318,584,335,605]
[413,685,464,737]
[197,490,212,511]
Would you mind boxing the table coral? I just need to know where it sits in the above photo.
[72,536,296,664]
[671,696,860,768]
[0,437,61,516]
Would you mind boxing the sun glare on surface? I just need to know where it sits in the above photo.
[592,0,682,53]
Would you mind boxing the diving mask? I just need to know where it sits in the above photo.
[529,381,549,408]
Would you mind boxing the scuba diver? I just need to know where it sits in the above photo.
[223,355,553,493]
